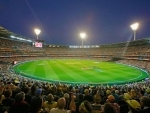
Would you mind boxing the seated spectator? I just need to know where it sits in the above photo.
[64,93,70,110]
[139,96,150,113]
[126,99,141,113]
[79,100,92,113]
[43,94,57,112]
[8,92,30,113]
[104,103,116,113]
[22,87,32,105]
[111,89,119,103]
[102,90,111,104]
[30,89,43,113]
[50,97,71,113]
[76,94,84,113]
[2,89,15,108]
[83,89,93,103]
[118,93,131,113]
[91,94,102,113]
[106,95,120,113]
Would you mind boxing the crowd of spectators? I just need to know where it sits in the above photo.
[0,68,150,113]
[117,59,150,72]
[1,35,150,113]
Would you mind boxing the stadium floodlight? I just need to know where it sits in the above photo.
[34,28,41,40]
[80,33,86,47]
[130,23,139,41]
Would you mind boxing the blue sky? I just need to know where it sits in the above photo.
[0,0,150,45]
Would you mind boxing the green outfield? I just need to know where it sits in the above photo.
[13,59,148,84]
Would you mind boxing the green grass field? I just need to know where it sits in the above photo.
[13,59,148,85]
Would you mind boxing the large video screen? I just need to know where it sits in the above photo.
[35,42,43,47]
[33,40,44,48]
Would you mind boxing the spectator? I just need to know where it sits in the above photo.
[119,93,132,113]
[111,89,119,103]
[106,95,120,113]
[43,93,57,112]
[104,103,116,113]
[64,93,70,110]
[79,100,92,113]
[83,89,93,103]
[30,89,43,113]
[2,89,15,110]
[76,94,84,113]
[22,86,32,105]
[91,94,102,113]
[139,96,150,113]
[126,99,141,113]
[8,92,30,113]
[102,90,111,104]
[50,97,70,113]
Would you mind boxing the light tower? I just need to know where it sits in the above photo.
[34,28,41,40]
[130,23,139,41]
[80,33,86,47]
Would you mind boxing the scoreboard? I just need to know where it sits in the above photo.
[33,40,44,48]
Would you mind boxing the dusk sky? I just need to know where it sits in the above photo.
[0,0,150,45]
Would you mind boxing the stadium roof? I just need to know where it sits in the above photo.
[0,26,32,42]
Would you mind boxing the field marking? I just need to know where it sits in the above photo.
[93,62,99,63]
[66,62,80,64]
[37,64,45,65]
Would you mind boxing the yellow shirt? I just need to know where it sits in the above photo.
[44,101,57,111]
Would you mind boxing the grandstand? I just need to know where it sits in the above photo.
[0,26,150,85]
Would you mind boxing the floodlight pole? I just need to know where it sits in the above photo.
[36,35,38,40]
[130,23,139,41]
[82,38,83,47]
[134,30,136,41]
[80,33,86,48]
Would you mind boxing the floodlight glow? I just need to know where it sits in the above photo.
[34,29,41,35]
[130,23,139,31]
[80,33,86,39]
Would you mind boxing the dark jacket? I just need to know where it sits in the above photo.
[8,101,30,113]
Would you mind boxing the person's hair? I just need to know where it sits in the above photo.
[57,97,66,109]
[80,100,92,113]
[15,92,25,103]
[30,95,43,113]
[93,94,101,104]
[79,94,84,100]
[104,103,116,113]
[47,93,54,102]
[84,101,92,113]
[31,85,36,96]
[140,96,150,107]
[107,95,115,103]
[3,89,12,98]
[22,87,29,94]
